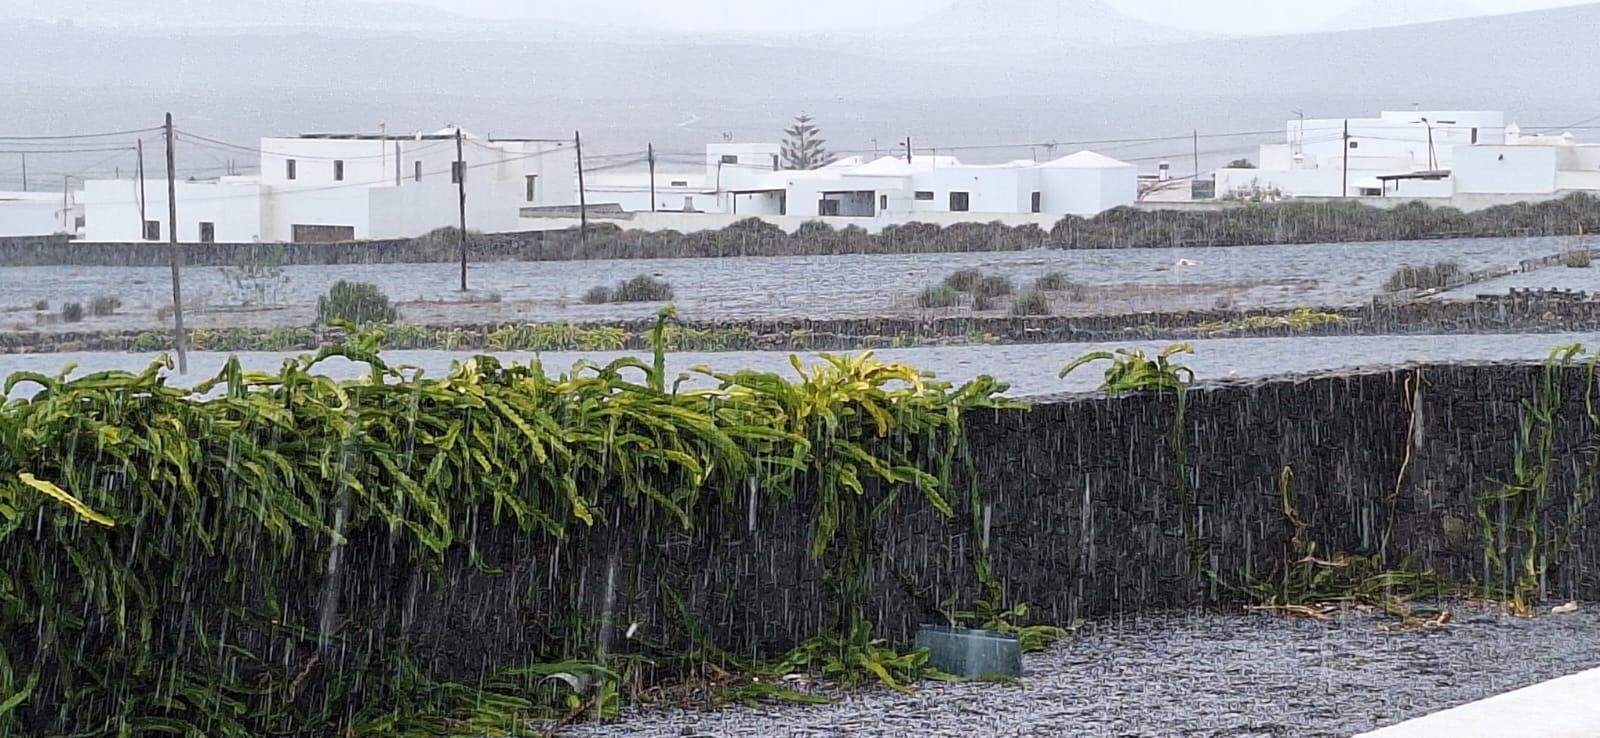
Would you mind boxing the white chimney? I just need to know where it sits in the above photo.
[1158,161,1170,181]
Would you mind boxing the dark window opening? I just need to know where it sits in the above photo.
[199,222,215,243]
[1348,140,1359,149]
[720,154,738,165]
[1471,127,1479,144]
[143,220,160,240]
[333,160,344,181]
[670,180,689,187]
[879,194,888,212]
[1031,191,1042,213]
[525,174,538,202]
[286,159,297,180]
[771,154,779,170]
[949,191,970,212]
[414,161,423,182]
[914,191,935,201]
[819,199,840,216]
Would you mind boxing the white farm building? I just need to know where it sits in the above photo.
[80,128,580,243]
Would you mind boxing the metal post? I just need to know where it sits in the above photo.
[456,128,467,291]
[164,113,188,374]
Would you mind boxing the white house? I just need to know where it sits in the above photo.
[1453,125,1600,196]
[0,191,82,237]
[1215,110,1506,199]
[81,128,580,242]
[587,142,1138,220]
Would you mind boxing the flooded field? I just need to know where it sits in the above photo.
[6,331,1596,399]
[0,236,1568,334]
[565,608,1600,738]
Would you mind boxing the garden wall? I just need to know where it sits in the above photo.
[409,360,1600,671]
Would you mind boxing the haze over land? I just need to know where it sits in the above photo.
[1,0,1597,188]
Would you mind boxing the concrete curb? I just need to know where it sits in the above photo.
[1355,667,1600,737]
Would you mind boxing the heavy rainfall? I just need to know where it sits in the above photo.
[4,0,1600,736]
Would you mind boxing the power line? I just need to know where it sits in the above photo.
[0,126,162,141]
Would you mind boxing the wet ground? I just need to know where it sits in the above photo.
[564,607,1600,738]
[0,236,1570,334]
[6,331,1598,399]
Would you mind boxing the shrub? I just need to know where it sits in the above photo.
[61,302,84,323]
[917,284,962,308]
[1033,272,1070,291]
[942,268,984,292]
[90,296,122,317]
[317,280,398,325]
[31,299,47,311]
[582,286,613,304]
[1383,262,1463,292]
[608,275,674,303]
[973,275,1014,299]
[1566,250,1592,268]
[972,292,998,312]
[1011,289,1051,316]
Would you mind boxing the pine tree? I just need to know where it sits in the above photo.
[780,114,836,170]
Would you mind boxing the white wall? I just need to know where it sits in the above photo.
[1454,146,1559,195]
[82,178,262,242]
[0,194,70,237]
[259,184,369,241]
[1040,165,1136,215]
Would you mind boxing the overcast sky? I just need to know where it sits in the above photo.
[374,0,1598,33]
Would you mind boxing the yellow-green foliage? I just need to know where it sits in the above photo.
[0,322,1010,735]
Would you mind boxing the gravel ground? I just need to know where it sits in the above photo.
[563,607,1600,738]
[0,236,1567,333]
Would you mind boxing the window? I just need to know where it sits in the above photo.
[819,200,841,216]
[1471,127,1479,144]
[450,161,464,184]
[720,154,738,165]
[1031,192,1042,213]
[914,191,935,201]
[949,192,970,212]
[771,154,779,171]
[286,159,297,180]
[143,220,160,240]
[525,174,538,202]
[414,161,423,182]
[199,222,215,243]
[1348,140,1359,149]
[670,180,689,187]
[879,194,888,212]
[333,160,344,181]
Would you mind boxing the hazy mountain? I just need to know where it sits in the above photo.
[1321,0,1482,31]
[909,0,1208,46]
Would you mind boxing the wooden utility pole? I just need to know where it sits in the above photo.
[456,128,468,291]
[61,176,69,232]
[1342,119,1350,197]
[575,130,588,247]
[164,113,188,374]
[1192,129,1199,179]
[394,141,402,187]
[18,153,25,191]
[905,136,913,164]
[137,139,147,230]
[647,143,657,213]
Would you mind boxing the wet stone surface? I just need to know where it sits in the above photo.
[566,608,1600,738]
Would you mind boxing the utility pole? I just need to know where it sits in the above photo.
[394,140,401,187]
[164,113,188,374]
[61,176,69,233]
[1342,119,1350,197]
[137,139,147,231]
[1192,129,1199,179]
[575,130,588,248]
[19,153,26,192]
[905,136,913,164]
[455,128,467,291]
[647,143,657,213]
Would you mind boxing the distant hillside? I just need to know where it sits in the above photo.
[1321,0,1481,31]
[909,0,1208,46]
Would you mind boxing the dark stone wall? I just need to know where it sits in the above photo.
[388,361,1600,671]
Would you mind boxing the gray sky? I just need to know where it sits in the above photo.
[374,0,1597,33]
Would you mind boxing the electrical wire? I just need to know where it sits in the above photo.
[0,126,162,141]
